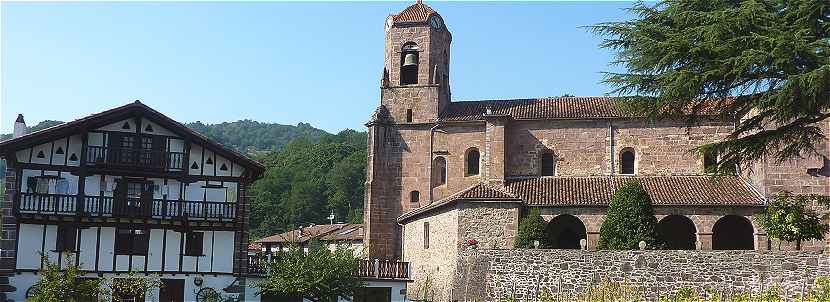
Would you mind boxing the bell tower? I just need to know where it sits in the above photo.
[380,0,452,124]
[365,1,452,260]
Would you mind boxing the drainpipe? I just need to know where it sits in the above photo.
[428,121,441,203]
[609,120,615,176]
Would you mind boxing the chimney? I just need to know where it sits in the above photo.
[13,114,27,138]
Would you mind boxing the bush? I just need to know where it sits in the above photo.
[514,208,547,248]
[598,181,659,250]
[754,192,829,250]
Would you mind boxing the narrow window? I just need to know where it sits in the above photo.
[184,232,204,256]
[424,222,430,249]
[620,149,636,175]
[703,149,717,173]
[400,42,419,85]
[541,153,556,176]
[406,109,413,123]
[432,157,447,187]
[410,191,420,203]
[55,225,77,252]
[466,148,480,176]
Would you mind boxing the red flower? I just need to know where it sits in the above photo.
[466,239,478,246]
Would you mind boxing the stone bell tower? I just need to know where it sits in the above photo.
[365,1,452,260]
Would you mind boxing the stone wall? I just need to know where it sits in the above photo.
[455,249,829,302]
[403,207,460,302]
[458,202,520,250]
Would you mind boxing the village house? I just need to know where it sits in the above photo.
[0,101,265,301]
[250,223,364,255]
[362,2,830,300]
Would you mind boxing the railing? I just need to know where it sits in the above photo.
[18,193,236,221]
[86,146,185,170]
[246,255,410,280]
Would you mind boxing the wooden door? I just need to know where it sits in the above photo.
[159,279,185,302]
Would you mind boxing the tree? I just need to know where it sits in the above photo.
[592,1,830,174]
[598,181,659,249]
[255,244,364,302]
[514,208,547,248]
[29,255,102,302]
[754,192,830,250]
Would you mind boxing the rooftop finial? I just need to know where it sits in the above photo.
[416,0,422,4]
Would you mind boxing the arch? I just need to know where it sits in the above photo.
[400,42,419,85]
[703,149,717,173]
[620,148,636,175]
[656,215,697,250]
[541,152,556,176]
[545,214,587,249]
[712,215,754,250]
[410,191,420,203]
[466,148,480,176]
[432,157,447,187]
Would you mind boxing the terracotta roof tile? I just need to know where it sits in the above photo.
[440,97,626,121]
[398,183,521,222]
[255,224,355,244]
[506,176,763,206]
[319,224,364,241]
[393,2,437,24]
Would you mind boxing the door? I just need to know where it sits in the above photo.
[159,279,185,302]
[353,287,392,302]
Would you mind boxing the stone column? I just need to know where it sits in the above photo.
[484,114,508,186]
[697,232,713,250]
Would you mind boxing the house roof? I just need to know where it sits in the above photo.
[254,223,364,245]
[0,101,264,176]
[397,183,522,223]
[398,175,763,223]
[392,2,437,24]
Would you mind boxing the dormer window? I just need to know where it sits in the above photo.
[401,42,419,85]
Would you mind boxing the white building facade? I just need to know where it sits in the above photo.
[0,102,264,301]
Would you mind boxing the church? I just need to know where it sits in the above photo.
[363,1,829,299]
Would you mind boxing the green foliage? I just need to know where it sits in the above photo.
[249,130,367,239]
[591,0,830,174]
[29,255,102,302]
[186,120,329,156]
[807,276,830,302]
[754,192,829,250]
[514,208,547,248]
[598,181,658,250]
[30,255,161,302]
[255,244,364,302]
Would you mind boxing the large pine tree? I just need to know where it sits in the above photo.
[593,0,829,173]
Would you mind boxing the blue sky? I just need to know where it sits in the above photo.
[1,1,633,133]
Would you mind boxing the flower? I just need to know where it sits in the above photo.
[466,239,478,246]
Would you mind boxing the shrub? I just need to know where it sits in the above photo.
[29,255,102,302]
[754,192,829,250]
[514,208,547,248]
[598,181,659,250]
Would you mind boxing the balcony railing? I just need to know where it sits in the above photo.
[17,193,236,221]
[85,146,186,170]
[246,255,410,280]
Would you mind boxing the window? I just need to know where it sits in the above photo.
[115,229,149,255]
[703,149,717,173]
[56,225,77,252]
[423,222,430,249]
[400,43,419,85]
[410,191,420,203]
[184,232,204,256]
[541,152,556,176]
[406,109,413,123]
[466,148,480,176]
[620,149,636,175]
[432,157,447,187]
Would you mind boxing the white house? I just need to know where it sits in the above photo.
[0,101,264,301]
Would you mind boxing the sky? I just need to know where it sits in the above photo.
[1,1,634,134]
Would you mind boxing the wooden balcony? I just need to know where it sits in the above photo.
[246,255,410,280]
[17,193,236,221]
[85,146,186,171]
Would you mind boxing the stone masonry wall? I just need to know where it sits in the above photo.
[455,249,829,302]
[403,207,459,302]
[458,202,520,250]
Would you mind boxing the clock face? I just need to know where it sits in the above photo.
[429,15,443,30]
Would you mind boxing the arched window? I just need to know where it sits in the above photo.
[541,153,556,176]
[620,148,635,175]
[703,149,717,173]
[410,191,420,203]
[466,148,480,176]
[400,42,419,85]
[432,157,447,187]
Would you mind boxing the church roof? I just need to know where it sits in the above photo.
[397,175,763,223]
[393,2,437,24]
[440,97,627,121]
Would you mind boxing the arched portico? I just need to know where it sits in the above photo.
[656,215,697,250]
[712,215,754,250]
[545,214,587,249]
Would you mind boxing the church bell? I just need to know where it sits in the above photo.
[403,53,418,66]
